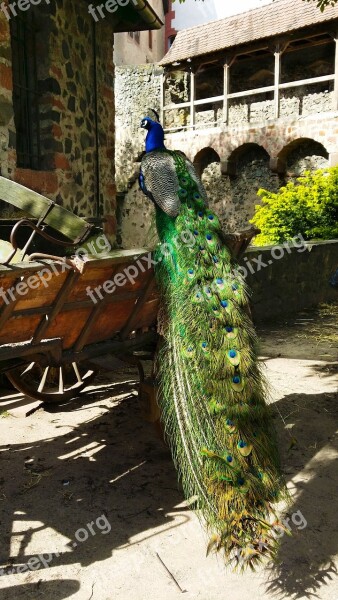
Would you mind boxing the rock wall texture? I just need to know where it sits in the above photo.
[115,64,162,248]
[115,42,338,249]
[0,1,116,240]
[242,240,338,322]
[115,64,162,193]
[117,111,334,248]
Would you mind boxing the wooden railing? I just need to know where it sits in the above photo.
[161,34,338,133]
[162,73,336,132]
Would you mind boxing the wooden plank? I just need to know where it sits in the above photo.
[72,249,151,273]
[274,48,281,119]
[0,278,21,331]
[163,101,191,111]
[0,315,42,344]
[278,74,334,89]
[227,84,275,99]
[190,69,196,129]
[80,300,139,347]
[120,273,155,340]
[15,271,69,311]
[61,331,157,365]
[0,177,91,242]
[32,270,80,343]
[44,308,92,350]
[73,265,119,352]
[132,298,159,330]
[194,95,224,106]
[160,72,165,124]
[223,63,230,125]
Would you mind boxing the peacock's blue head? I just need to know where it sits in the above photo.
[140,117,165,153]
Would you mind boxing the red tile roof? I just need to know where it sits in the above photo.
[160,0,338,65]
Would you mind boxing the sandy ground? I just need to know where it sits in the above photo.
[0,305,337,600]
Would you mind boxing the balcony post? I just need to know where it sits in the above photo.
[223,62,230,125]
[190,68,196,129]
[160,71,165,125]
[274,44,281,119]
[334,35,338,111]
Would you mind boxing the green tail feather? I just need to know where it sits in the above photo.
[154,151,289,570]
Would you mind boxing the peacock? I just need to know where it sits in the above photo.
[139,111,289,570]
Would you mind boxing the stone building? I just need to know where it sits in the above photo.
[0,0,162,243]
[117,0,338,247]
[114,0,166,65]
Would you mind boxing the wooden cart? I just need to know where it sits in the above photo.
[0,177,258,404]
[0,177,159,403]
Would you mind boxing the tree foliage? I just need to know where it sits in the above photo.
[250,168,338,246]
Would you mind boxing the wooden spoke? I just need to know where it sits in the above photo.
[58,367,64,394]
[38,366,49,393]
[6,362,97,404]
[72,362,82,384]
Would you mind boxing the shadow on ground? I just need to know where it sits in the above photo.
[267,390,338,598]
[0,374,183,575]
[0,369,337,599]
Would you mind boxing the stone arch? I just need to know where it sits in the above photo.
[225,143,270,177]
[193,147,221,177]
[277,137,329,174]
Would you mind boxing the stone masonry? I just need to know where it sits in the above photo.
[116,63,337,247]
[0,0,116,241]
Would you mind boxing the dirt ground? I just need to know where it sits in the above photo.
[0,304,337,600]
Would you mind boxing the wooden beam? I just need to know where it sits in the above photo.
[274,46,281,119]
[120,271,154,341]
[160,71,165,125]
[190,69,196,129]
[194,95,224,106]
[227,85,275,99]
[334,36,338,112]
[32,270,80,344]
[279,74,334,89]
[223,63,230,125]
[0,177,91,243]
[0,279,21,332]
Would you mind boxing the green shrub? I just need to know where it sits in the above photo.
[250,167,338,246]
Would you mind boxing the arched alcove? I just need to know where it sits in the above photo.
[193,147,220,177]
[225,143,270,176]
[278,138,329,175]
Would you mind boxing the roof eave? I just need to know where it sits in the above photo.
[86,0,163,32]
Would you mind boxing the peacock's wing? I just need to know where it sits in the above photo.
[140,151,181,217]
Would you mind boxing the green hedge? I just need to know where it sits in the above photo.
[250,167,338,246]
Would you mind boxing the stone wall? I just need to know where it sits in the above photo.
[242,240,338,322]
[118,112,335,248]
[114,45,338,250]
[0,1,116,241]
[115,64,162,193]
[115,64,163,247]
[201,140,329,233]
[0,6,15,183]
[202,149,281,233]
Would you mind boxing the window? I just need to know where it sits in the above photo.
[128,30,140,44]
[168,34,176,49]
[10,10,41,170]
[148,30,153,50]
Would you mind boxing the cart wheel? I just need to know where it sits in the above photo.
[6,361,97,403]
